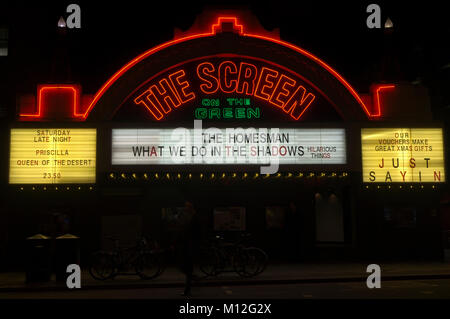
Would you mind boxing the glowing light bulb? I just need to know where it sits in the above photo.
[384,17,393,29]
[57,16,66,28]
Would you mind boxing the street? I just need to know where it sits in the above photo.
[1,278,450,299]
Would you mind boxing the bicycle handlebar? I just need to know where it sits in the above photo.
[209,233,252,246]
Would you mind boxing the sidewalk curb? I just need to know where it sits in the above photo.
[2,273,450,293]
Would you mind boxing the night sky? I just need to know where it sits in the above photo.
[0,1,450,86]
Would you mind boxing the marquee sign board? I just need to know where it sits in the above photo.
[361,128,445,183]
[9,128,97,184]
[111,128,346,165]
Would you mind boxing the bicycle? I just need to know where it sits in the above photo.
[89,236,164,280]
[199,233,268,278]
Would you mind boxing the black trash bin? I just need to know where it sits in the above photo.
[54,234,80,282]
[25,234,52,283]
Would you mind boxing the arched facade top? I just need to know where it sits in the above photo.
[85,16,371,121]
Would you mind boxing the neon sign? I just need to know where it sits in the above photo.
[194,98,260,120]
[132,58,316,121]
[196,61,315,118]
[82,16,373,120]
[20,85,84,119]
[19,17,385,122]
[19,17,386,122]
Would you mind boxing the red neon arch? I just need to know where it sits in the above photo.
[83,16,372,119]
[20,85,81,118]
[373,85,395,117]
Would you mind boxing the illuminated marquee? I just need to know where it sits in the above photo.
[111,128,346,165]
[132,58,316,121]
[9,128,96,184]
[361,128,445,183]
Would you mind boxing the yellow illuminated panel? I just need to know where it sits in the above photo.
[9,128,96,184]
[361,128,445,183]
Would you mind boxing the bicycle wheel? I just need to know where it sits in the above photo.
[199,247,220,277]
[240,247,268,277]
[233,251,248,277]
[136,253,161,280]
[89,252,115,280]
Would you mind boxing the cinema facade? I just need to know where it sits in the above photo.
[4,13,448,267]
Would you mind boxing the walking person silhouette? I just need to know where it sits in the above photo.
[177,201,202,296]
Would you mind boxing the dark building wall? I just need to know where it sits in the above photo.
[356,187,444,261]
[3,176,355,269]
[2,176,446,272]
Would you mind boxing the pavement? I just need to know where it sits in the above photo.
[0,262,450,292]
[1,261,450,292]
